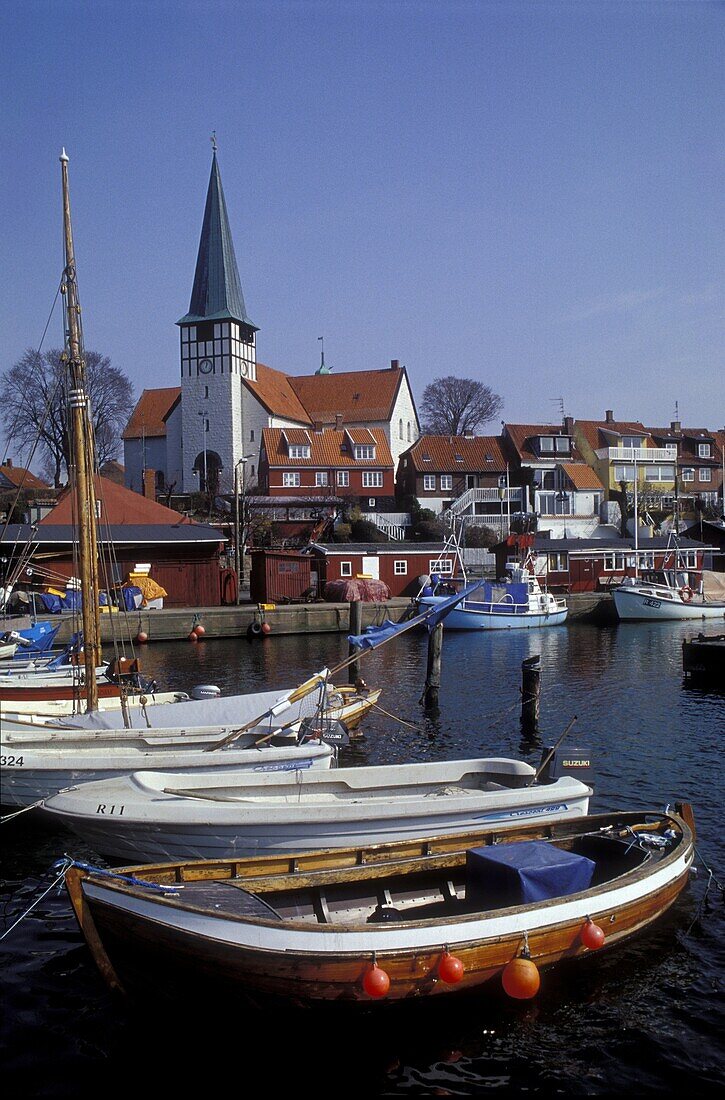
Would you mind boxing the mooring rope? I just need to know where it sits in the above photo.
[0,799,47,824]
[0,857,72,941]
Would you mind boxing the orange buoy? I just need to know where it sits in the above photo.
[193,624,206,637]
[438,952,465,985]
[261,622,272,635]
[136,631,148,644]
[502,957,540,999]
[362,963,390,998]
[580,920,606,950]
[188,631,198,643]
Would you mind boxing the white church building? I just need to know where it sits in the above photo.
[123,150,420,498]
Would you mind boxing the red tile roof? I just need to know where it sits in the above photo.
[504,424,585,463]
[42,476,201,526]
[574,419,653,453]
[0,464,49,490]
[288,367,404,424]
[560,463,605,490]
[122,388,181,440]
[262,427,393,468]
[280,427,313,445]
[244,363,311,424]
[345,427,377,445]
[405,435,507,473]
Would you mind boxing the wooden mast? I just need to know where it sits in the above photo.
[60,149,102,711]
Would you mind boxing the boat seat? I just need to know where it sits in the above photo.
[186,880,283,920]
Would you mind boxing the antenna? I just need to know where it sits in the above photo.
[551,397,565,419]
[318,335,324,370]
[673,400,679,421]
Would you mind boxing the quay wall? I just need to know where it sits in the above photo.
[39,592,615,645]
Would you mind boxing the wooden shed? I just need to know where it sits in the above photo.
[249,550,315,603]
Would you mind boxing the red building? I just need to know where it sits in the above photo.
[259,426,396,512]
[493,535,711,593]
[309,542,460,598]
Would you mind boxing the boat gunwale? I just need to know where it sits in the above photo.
[73,810,693,937]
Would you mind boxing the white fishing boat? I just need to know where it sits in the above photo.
[613,569,725,622]
[419,565,568,630]
[0,641,18,659]
[41,751,593,863]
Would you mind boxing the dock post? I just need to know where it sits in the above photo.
[423,622,444,709]
[521,655,541,734]
[348,600,362,684]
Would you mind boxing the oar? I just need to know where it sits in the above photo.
[529,716,577,786]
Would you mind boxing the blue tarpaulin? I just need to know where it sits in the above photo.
[347,580,484,649]
[466,840,595,908]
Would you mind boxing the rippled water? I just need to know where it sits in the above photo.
[2,620,723,1094]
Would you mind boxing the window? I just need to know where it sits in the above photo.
[698,443,711,457]
[336,470,349,486]
[555,437,570,453]
[368,498,376,507]
[429,558,454,574]
[645,465,675,481]
[539,437,554,452]
[682,551,697,568]
[354,445,376,460]
[250,430,254,441]
[699,468,712,482]
[315,472,329,486]
[340,562,352,577]
[548,552,568,571]
[454,453,463,463]
[279,561,300,574]
[407,422,411,442]
[423,474,436,491]
[399,419,403,440]
[362,471,383,488]
[251,465,255,478]
[614,465,635,482]
[289,445,310,459]
[699,492,717,505]
[603,552,627,571]
[440,475,453,491]
[422,452,431,462]
[394,560,408,575]
[622,436,645,449]
[204,386,209,399]
[95,500,103,519]
[682,468,695,483]
[282,472,300,487]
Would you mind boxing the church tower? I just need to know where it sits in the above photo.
[178,143,258,493]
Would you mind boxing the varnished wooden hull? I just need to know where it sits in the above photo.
[0,680,121,702]
[65,808,695,1005]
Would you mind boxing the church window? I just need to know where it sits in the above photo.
[222,340,230,355]
[250,430,254,442]
[189,327,197,341]
[407,422,411,441]
[182,329,189,344]
[251,465,255,478]
[204,386,209,399]
[214,340,222,355]
[214,324,222,338]
[222,323,230,338]
[399,419,403,439]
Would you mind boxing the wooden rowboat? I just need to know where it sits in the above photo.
[64,804,695,1005]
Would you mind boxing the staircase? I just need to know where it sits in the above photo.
[362,512,411,541]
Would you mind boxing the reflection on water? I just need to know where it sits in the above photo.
[1,618,723,1094]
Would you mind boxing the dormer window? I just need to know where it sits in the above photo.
[698,443,711,457]
[288,444,311,459]
[422,452,431,462]
[354,445,376,460]
[621,436,645,449]
[555,436,571,453]
[485,454,493,462]
[454,453,463,462]
[538,437,555,453]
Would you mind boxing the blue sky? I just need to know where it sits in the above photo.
[1,0,723,466]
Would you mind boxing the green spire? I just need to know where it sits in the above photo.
[178,150,257,328]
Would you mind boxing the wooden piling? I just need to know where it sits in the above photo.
[348,600,363,684]
[521,655,541,734]
[423,622,444,708]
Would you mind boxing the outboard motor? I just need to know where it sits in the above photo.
[191,684,222,700]
[538,745,594,787]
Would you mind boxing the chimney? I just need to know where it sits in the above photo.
[671,420,681,432]
[463,430,474,439]
[3,457,12,467]
[564,416,574,434]
[605,410,614,423]
[313,421,323,434]
[143,469,156,499]
[390,359,399,370]
[335,413,343,431]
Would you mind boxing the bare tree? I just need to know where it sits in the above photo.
[420,376,503,436]
[0,348,133,487]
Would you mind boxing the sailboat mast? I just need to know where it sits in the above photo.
[60,149,102,711]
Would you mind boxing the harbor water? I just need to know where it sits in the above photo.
[1,619,723,1094]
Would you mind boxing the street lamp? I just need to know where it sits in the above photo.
[234,455,253,602]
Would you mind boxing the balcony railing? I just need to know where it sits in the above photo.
[608,447,677,462]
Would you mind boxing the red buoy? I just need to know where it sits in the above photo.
[193,624,206,637]
[136,631,148,644]
[580,920,606,950]
[502,957,540,999]
[362,964,390,998]
[261,622,272,635]
[438,952,465,985]
[188,631,198,643]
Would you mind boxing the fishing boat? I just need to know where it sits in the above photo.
[40,748,593,862]
[613,569,725,622]
[418,528,567,630]
[62,803,695,1005]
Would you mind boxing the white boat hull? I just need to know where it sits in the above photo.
[613,587,725,622]
[419,597,568,630]
[43,758,592,862]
